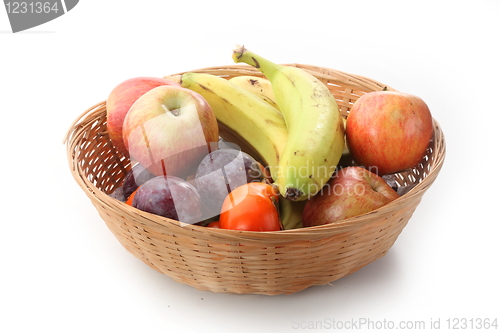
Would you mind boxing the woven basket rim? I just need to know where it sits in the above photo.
[64,64,446,243]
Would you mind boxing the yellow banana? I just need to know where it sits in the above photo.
[232,46,345,201]
[342,117,349,155]
[163,74,182,84]
[279,196,307,230]
[228,75,279,110]
[180,72,287,180]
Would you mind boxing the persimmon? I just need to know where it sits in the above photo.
[125,187,139,206]
[207,221,220,228]
[219,182,282,231]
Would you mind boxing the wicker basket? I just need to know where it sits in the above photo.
[64,64,446,295]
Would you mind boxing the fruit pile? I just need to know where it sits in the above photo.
[107,46,434,231]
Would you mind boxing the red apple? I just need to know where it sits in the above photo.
[302,166,399,227]
[122,85,219,179]
[346,91,433,176]
[106,77,181,156]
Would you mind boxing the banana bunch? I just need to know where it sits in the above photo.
[179,46,344,203]
[179,72,287,181]
[232,46,345,201]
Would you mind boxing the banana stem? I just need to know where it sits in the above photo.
[232,45,282,80]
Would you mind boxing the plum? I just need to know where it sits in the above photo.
[122,163,156,199]
[217,137,239,150]
[195,149,263,214]
[109,186,126,202]
[132,176,203,224]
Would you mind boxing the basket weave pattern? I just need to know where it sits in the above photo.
[65,64,445,295]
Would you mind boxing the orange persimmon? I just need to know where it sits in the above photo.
[219,182,281,231]
[125,187,139,206]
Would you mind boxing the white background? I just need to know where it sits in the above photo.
[1,1,499,332]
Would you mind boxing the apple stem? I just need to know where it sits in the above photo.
[170,109,180,116]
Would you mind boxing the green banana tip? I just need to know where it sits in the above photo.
[232,44,246,63]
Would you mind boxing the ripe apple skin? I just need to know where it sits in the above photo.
[346,91,433,176]
[122,85,219,179]
[302,166,399,227]
[106,77,181,156]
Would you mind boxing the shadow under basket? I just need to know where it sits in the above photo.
[64,64,446,295]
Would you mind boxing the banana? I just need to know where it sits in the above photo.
[279,196,307,230]
[232,45,345,201]
[342,117,349,155]
[180,72,287,180]
[163,74,182,84]
[228,75,279,110]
